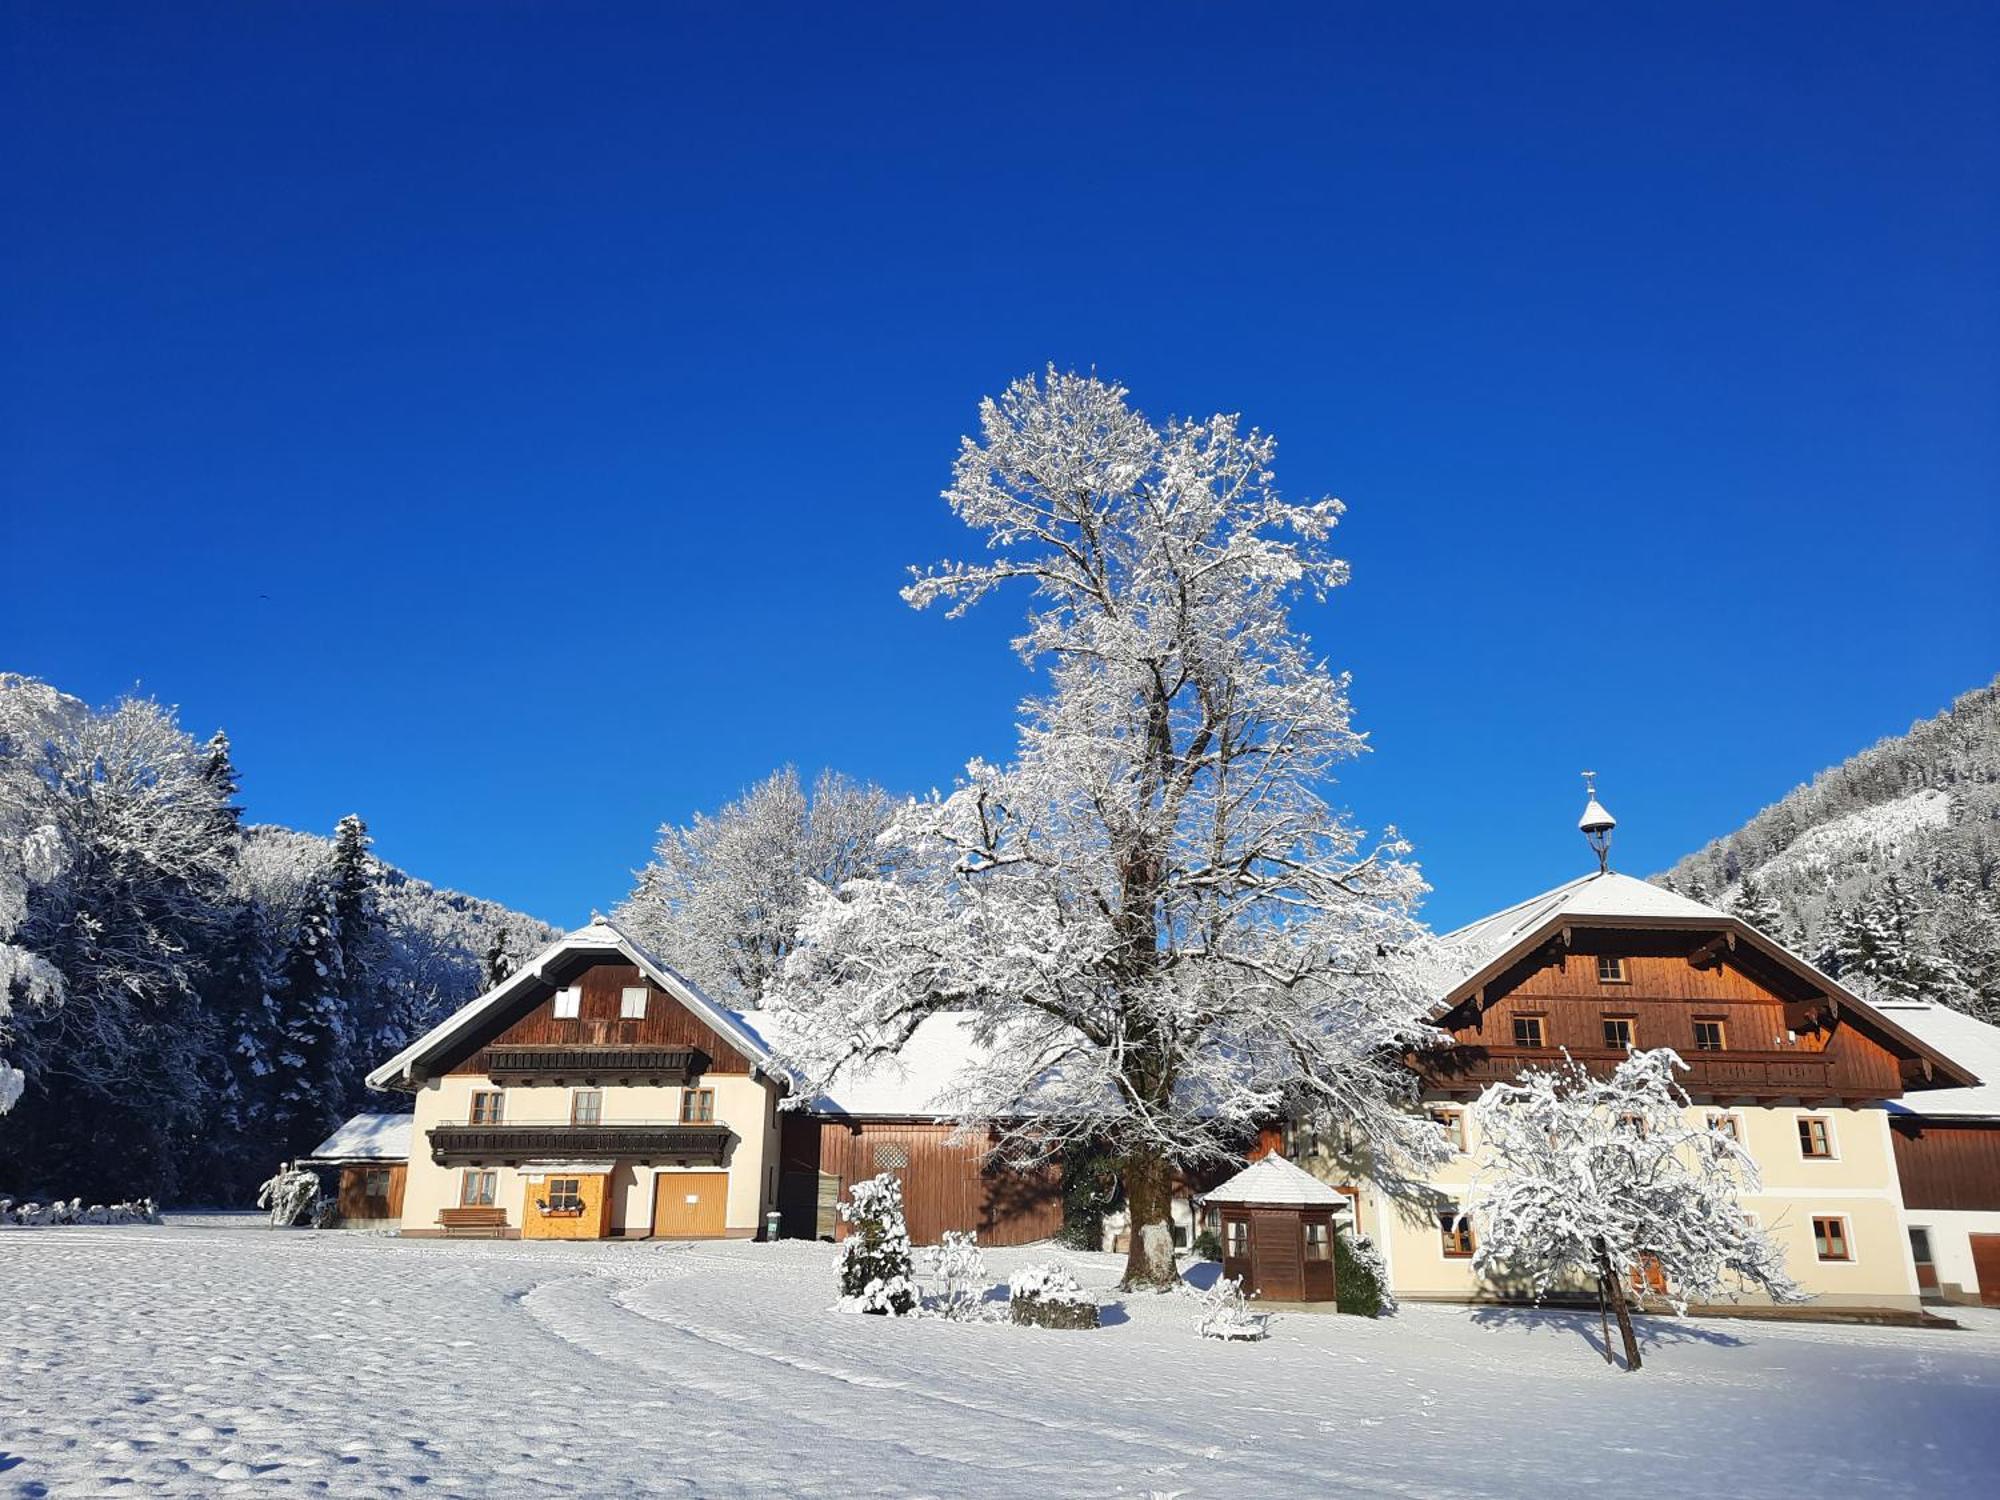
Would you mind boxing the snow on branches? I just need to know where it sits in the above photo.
[770,370,1449,1289]
[837,1172,918,1316]
[1468,1047,1806,1370]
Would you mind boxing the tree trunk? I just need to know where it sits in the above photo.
[1120,1147,1178,1290]
[1596,1238,1643,1372]
[1595,1275,1615,1366]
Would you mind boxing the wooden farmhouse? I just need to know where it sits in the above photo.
[1876,1001,2000,1305]
[358,917,1061,1244]
[1282,837,1980,1316]
[1202,1154,1342,1303]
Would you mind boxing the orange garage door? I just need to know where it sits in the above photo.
[652,1172,729,1238]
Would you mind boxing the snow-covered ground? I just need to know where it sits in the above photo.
[5,1218,1999,1498]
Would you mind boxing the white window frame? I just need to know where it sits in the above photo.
[553,985,582,1019]
[620,985,649,1020]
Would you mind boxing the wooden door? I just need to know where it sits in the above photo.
[652,1172,729,1238]
[1971,1234,2000,1307]
[1250,1210,1304,1301]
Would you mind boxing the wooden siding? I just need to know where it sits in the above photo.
[1435,931,1904,1100]
[441,961,751,1076]
[1891,1119,2000,1211]
[804,1120,1064,1247]
[335,1163,405,1222]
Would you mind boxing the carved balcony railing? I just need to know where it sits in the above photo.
[475,1045,708,1085]
[1416,1046,1840,1100]
[427,1123,733,1166]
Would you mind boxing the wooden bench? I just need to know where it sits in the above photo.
[437,1206,508,1237]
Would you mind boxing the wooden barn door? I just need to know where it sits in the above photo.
[1251,1211,1304,1301]
[1971,1234,2000,1307]
[652,1172,728,1238]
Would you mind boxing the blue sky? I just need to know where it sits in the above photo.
[4,2,1995,931]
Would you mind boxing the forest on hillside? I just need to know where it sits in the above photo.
[1658,676,2000,1022]
[0,674,557,1203]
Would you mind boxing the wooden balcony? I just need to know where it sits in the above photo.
[475,1045,708,1085]
[427,1123,733,1166]
[1417,1046,1839,1100]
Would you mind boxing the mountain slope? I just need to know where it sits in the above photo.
[1655,675,2000,1018]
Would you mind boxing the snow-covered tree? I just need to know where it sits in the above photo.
[770,370,1447,1289]
[837,1172,917,1315]
[620,766,899,1005]
[1468,1048,1805,1371]
[927,1229,989,1320]
[1727,875,1789,946]
[256,1165,322,1228]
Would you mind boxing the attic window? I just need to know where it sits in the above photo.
[1596,956,1628,984]
[620,986,648,1020]
[554,985,582,1019]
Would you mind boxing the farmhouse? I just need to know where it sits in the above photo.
[1283,800,1979,1315]
[364,916,784,1240]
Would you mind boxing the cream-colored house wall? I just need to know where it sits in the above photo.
[398,1071,779,1237]
[1348,1102,1920,1312]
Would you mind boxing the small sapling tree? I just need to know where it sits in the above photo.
[838,1172,917,1315]
[1468,1048,1805,1371]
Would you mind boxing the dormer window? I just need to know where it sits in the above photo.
[1596,956,1627,984]
[554,985,582,1019]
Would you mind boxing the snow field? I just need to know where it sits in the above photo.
[4,1219,1999,1497]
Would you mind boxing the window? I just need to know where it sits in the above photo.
[1596,955,1627,984]
[1909,1227,1933,1267]
[682,1088,716,1125]
[545,1177,583,1215]
[1224,1218,1248,1259]
[1304,1221,1331,1262]
[460,1169,497,1207]
[1813,1216,1851,1262]
[1692,1019,1727,1052]
[362,1168,392,1198]
[553,985,582,1019]
[1706,1112,1742,1142]
[1602,1016,1636,1050]
[1798,1116,1834,1159]
[571,1089,603,1126]
[1615,1111,1648,1137]
[469,1090,504,1125]
[1428,1107,1467,1153]
[620,985,648,1020]
[1512,1014,1546,1048]
[1439,1206,1475,1258]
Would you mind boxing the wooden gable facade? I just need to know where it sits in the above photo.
[1421,920,1954,1105]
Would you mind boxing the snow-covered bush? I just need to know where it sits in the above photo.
[256,1166,323,1229]
[927,1229,991,1321]
[837,1172,917,1315]
[1333,1228,1396,1317]
[0,1196,157,1227]
[1195,1275,1267,1341]
[1008,1261,1099,1330]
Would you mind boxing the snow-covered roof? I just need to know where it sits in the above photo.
[364,915,776,1090]
[1877,1003,2000,1119]
[307,1113,412,1162]
[1434,869,1979,1091]
[742,1010,987,1118]
[1200,1154,1346,1208]
[1439,870,1727,983]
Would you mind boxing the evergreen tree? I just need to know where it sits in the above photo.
[270,875,350,1155]
[1728,875,1793,948]
[483,926,514,989]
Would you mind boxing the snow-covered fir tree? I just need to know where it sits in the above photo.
[1727,874,1790,947]
[1468,1048,1805,1372]
[838,1172,918,1315]
[770,370,1448,1289]
[619,766,899,1006]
